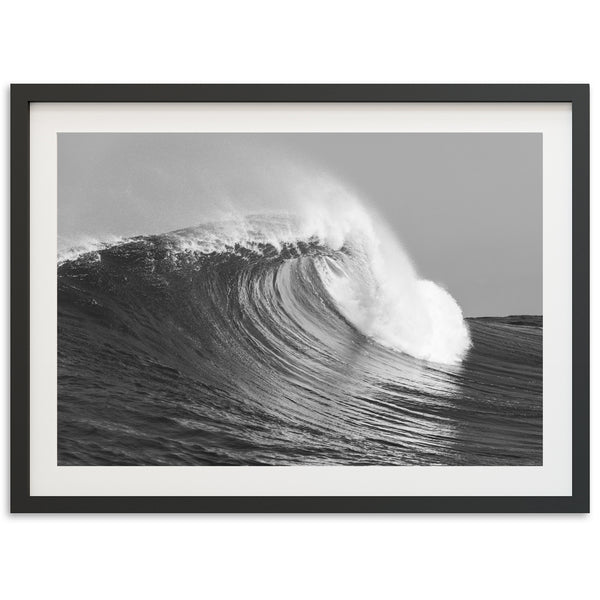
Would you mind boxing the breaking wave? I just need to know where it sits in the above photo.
[59,206,471,365]
[57,207,541,466]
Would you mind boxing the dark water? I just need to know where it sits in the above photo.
[57,226,542,466]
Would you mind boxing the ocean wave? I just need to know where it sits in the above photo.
[57,212,541,466]
[59,210,471,365]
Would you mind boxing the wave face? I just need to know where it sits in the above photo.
[58,214,542,466]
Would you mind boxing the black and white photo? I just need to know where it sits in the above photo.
[57,132,542,466]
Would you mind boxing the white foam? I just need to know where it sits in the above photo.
[57,235,126,264]
[301,189,471,365]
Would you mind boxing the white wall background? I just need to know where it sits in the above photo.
[0,1,596,598]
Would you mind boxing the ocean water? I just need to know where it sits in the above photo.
[57,214,542,466]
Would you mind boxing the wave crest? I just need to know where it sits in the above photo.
[59,203,470,365]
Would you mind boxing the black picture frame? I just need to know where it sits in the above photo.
[11,84,590,513]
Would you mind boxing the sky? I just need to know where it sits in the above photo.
[58,132,542,317]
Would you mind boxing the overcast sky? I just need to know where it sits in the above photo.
[58,132,542,317]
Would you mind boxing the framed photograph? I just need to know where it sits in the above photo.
[11,84,589,513]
